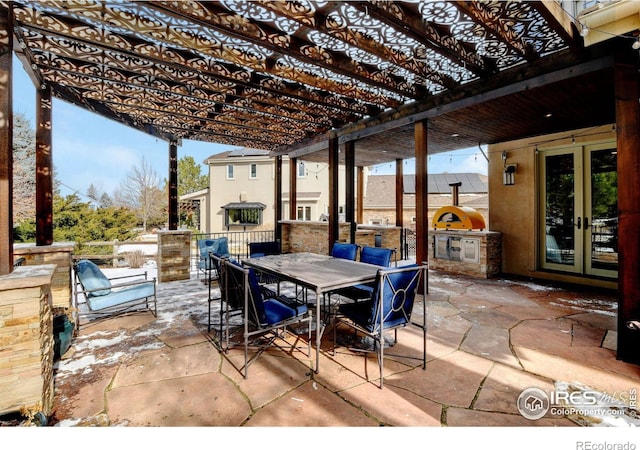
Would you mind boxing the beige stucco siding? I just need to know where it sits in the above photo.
[488,124,617,289]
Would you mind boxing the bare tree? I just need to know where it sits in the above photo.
[114,157,165,232]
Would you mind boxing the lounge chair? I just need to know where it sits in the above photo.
[73,259,157,330]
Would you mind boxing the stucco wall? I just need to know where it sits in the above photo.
[488,124,617,288]
[206,157,346,234]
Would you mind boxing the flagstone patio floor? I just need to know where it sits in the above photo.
[48,265,640,428]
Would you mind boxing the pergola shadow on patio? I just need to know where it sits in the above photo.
[49,266,639,428]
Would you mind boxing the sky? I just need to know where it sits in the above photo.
[12,54,487,199]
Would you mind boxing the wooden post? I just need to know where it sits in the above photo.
[275,155,282,242]
[345,140,355,243]
[395,159,404,228]
[357,166,364,225]
[328,136,339,251]
[168,140,178,230]
[615,59,640,364]
[415,120,429,290]
[289,156,297,220]
[0,7,12,274]
[36,85,53,246]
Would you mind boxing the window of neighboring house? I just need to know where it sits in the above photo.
[250,163,257,179]
[225,206,263,226]
[227,164,234,179]
[297,161,306,178]
[297,206,311,221]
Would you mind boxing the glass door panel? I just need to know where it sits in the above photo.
[543,151,580,271]
[586,146,618,276]
[539,143,617,279]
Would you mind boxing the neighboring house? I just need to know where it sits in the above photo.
[181,148,345,234]
[363,173,488,229]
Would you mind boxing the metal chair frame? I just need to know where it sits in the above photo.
[73,259,157,331]
[332,264,427,388]
[223,260,312,378]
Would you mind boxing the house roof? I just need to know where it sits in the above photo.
[221,202,266,210]
[205,147,271,162]
[364,173,487,208]
[425,173,488,194]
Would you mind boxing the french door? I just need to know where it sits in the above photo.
[539,143,618,278]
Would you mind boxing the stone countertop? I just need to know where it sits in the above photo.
[0,264,56,290]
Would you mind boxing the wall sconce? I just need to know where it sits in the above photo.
[503,164,517,186]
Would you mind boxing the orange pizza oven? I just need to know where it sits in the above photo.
[432,182,486,231]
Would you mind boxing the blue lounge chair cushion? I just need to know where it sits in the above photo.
[76,260,112,297]
[86,282,155,311]
[198,238,231,270]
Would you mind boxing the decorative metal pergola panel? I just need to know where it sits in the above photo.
[7,0,576,154]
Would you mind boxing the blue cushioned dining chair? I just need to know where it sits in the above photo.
[331,246,396,303]
[223,259,312,378]
[332,264,427,388]
[330,242,359,260]
[248,240,281,290]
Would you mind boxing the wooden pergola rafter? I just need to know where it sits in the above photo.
[9,0,574,152]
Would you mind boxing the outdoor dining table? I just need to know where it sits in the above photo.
[242,251,381,373]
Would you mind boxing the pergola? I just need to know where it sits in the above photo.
[0,1,639,363]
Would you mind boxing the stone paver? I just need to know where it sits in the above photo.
[107,372,250,426]
[47,267,640,428]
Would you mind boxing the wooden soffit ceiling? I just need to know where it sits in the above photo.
[7,0,593,165]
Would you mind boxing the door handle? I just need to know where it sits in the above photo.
[576,217,581,229]
[584,217,589,228]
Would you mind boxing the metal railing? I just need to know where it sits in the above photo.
[191,230,276,270]
[401,228,416,260]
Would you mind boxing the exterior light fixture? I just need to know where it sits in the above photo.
[504,164,517,186]
[502,151,516,185]
[580,23,589,37]
[632,37,640,50]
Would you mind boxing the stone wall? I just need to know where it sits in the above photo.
[0,265,55,416]
[280,221,402,255]
[13,242,74,309]
[157,230,191,282]
[428,230,502,278]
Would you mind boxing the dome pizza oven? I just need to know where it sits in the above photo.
[432,182,486,231]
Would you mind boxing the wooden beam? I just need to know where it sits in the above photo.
[168,140,178,230]
[0,6,12,274]
[276,54,615,158]
[36,85,53,245]
[615,59,640,364]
